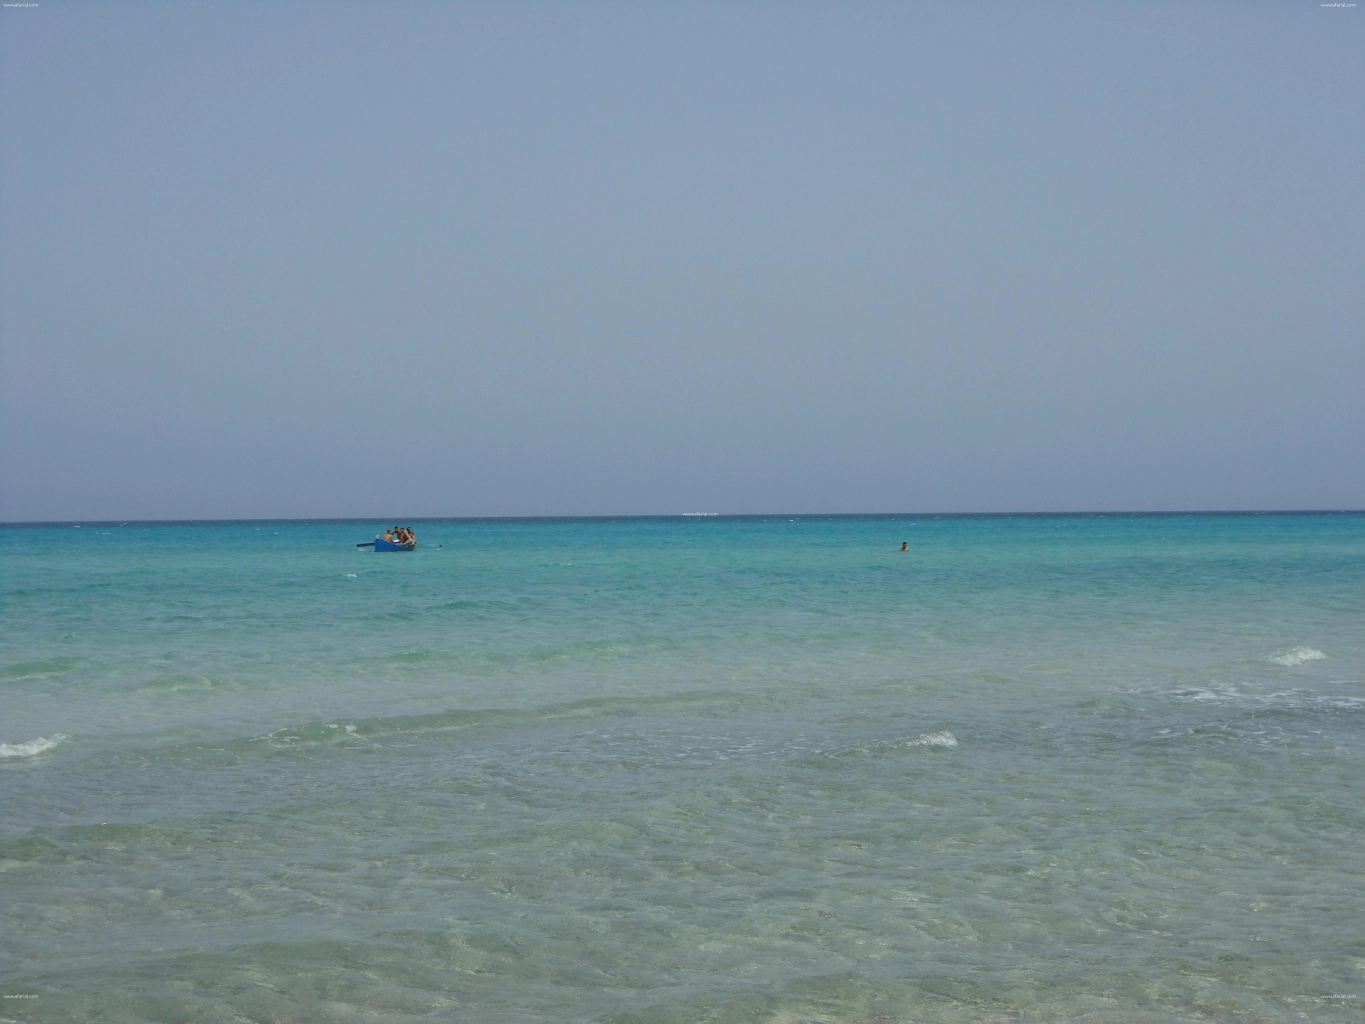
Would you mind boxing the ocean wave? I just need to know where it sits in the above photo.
[1172,687,1363,712]
[0,734,67,758]
[248,689,784,753]
[1174,686,1244,702]
[1271,647,1326,667]
[0,657,83,682]
[854,731,960,756]
[135,674,219,693]
[905,731,958,749]
[258,722,369,748]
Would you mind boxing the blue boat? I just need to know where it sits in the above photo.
[358,529,417,551]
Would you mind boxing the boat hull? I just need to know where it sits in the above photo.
[373,536,415,551]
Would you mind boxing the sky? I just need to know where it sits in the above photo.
[1,1,1361,520]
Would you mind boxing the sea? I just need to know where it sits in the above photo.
[2,514,1363,1023]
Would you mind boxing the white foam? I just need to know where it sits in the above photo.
[0,734,67,758]
[1271,647,1326,667]
[907,731,958,749]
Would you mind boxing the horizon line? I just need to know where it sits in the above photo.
[3,509,1364,528]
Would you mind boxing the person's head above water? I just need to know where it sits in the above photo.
[900,542,909,551]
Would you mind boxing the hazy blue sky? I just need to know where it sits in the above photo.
[2,2,1361,520]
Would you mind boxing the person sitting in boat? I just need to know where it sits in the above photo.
[384,529,395,543]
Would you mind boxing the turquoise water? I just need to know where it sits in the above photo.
[2,514,1363,1023]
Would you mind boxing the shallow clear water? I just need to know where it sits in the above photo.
[2,514,1363,1022]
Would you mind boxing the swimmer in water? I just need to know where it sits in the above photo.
[900,542,909,552]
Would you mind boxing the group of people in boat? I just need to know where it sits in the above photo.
[384,526,416,546]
